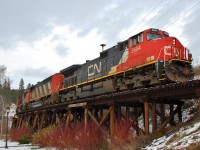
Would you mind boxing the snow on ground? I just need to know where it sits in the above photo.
[181,99,199,122]
[0,140,45,150]
[145,120,200,149]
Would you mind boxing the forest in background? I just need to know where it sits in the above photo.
[0,65,24,105]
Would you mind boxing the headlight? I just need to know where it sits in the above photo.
[151,28,158,32]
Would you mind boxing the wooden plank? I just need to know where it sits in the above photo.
[110,105,115,138]
[39,111,46,129]
[66,110,71,127]
[88,110,107,140]
[32,113,38,130]
[96,107,112,130]
[84,107,88,130]
[144,101,149,136]
[68,102,87,108]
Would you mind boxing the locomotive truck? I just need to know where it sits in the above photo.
[16,28,193,112]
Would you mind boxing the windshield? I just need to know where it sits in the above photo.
[147,33,162,40]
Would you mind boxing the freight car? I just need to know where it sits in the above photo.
[16,28,194,112]
[17,73,64,112]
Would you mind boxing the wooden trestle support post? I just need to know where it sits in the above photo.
[39,111,46,129]
[144,100,149,136]
[66,109,71,128]
[32,112,38,131]
[110,104,115,139]
[84,107,88,131]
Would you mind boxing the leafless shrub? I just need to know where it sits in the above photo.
[194,65,200,77]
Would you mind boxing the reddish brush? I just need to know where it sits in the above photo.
[33,122,107,149]
[9,125,31,142]
[111,119,135,148]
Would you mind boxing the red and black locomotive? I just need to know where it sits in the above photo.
[16,28,193,112]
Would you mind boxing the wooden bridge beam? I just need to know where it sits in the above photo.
[39,111,46,129]
[32,112,38,130]
[144,101,149,136]
[110,105,115,138]
[96,107,112,130]
[66,110,71,127]
[84,107,88,130]
[88,110,107,140]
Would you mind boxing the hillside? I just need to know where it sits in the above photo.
[145,117,200,149]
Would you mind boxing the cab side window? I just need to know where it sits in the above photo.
[138,33,143,43]
[129,33,143,47]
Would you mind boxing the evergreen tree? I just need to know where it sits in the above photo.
[19,78,25,95]
[0,65,18,104]
[27,83,31,89]
[3,79,7,89]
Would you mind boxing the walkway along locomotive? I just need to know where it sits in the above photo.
[16,28,194,112]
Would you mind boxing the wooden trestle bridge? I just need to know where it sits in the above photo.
[12,80,200,138]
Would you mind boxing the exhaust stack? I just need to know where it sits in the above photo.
[100,44,106,51]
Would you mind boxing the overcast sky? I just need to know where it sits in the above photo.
[0,0,200,89]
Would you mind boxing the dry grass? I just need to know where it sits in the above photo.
[187,142,200,150]
[32,122,108,150]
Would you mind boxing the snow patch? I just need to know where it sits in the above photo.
[145,121,200,149]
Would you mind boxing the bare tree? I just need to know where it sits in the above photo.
[0,65,6,79]
[0,65,6,88]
